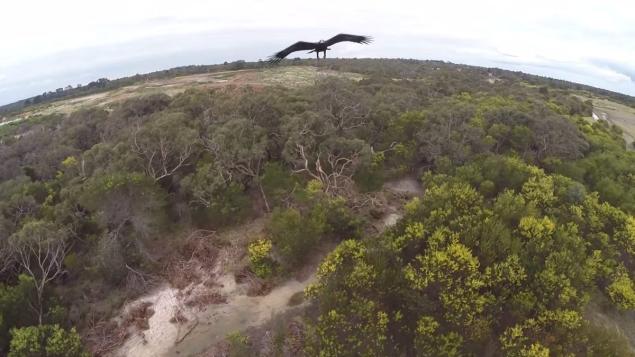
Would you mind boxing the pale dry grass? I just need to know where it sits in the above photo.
[3,66,363,127]
[576,94,635,148]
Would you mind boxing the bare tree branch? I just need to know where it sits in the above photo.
[292,143,362,195]
[10,221,67,324]
[131,116,197,182]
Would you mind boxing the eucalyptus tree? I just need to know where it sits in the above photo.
[9,221,68,325]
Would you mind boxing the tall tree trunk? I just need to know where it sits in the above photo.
[36,287,44,325]
[257,178,271,213]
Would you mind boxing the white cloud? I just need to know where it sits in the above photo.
[1,0,634,104]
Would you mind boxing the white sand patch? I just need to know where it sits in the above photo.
[167,274,314,357]
[382,212,402,227]
[113,285,184,357]
[110,271,314,357]
[217,273,238,295]
[383,176,423,196]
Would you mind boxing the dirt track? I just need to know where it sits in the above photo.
[112,273,314,357]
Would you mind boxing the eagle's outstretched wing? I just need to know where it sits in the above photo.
[323,34,372,47]
[268,41,318,63]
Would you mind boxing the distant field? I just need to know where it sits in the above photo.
[0,66,362,127]
[576,93,635,148]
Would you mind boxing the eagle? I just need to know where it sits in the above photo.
[268,33,372,63]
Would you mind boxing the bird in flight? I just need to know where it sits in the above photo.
[268,33,372,63]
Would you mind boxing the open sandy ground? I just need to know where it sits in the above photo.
[111,272,315,357]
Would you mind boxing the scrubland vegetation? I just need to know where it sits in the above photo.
[1,59,635,356]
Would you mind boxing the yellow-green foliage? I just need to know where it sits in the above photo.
[225,331,250,357]
[500,309,582,356]
[522,175,556,208]
[404,240,486,326]
[310,299,389,357]
[607,267,635,310]
[518,216,555,241]
[247,239,274,278]
[61,156,78,168]
[308,156,635,356]
[519,343,550,357]
[8,325,87,357]
[306,179,324,195]
[389,222,425,251]
[414,315,463,356]
[307,239,368,295]
[620,216,635,256]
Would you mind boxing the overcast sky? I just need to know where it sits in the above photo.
[1,0,634,105]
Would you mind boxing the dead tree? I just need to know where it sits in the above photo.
[293,143,362,195]
[132,125,195,181]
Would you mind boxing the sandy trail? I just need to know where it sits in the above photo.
[379,176,423,228]
[111,271,314,357]
[168,274,314,356]
[113,286,182,357]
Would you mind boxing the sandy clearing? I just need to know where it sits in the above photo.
[382,212,402,227]
[4,66,363,127]
[376,176,424,230]
[383,176,424,196]
[110,271,315,357]
[167,273,315,357]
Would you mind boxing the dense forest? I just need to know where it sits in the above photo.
[1,59,635,356]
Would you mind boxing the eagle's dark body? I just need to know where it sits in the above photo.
[269,33,372,63]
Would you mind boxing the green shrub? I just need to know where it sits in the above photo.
[319,197,363,239]
[479,180,496,197]
[268,208,324,268]
[0,276,38,351]
[226,331,251,357]
[192,183,251,227]
[260,162,296,208]
[607,268,635,310]
[353,152,385,192]
[8,324,87,357]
